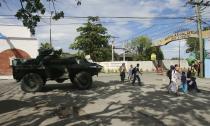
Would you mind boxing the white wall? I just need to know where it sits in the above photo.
[162,60,189,70]
[0,26,31,38]
[0,39,39,58]
[97,61,156,73]
[0,26,39,58]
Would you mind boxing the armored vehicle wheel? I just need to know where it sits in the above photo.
[74,72,92,90]
[70,76,77,87]
[70,76,75,84]
[21,73,44,92]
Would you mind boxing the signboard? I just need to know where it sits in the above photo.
[151,53,156,61]
[204,38,210,78]
[153,30,210,46]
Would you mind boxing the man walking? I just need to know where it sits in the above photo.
[119,63,126,82]
[132,64,142,86]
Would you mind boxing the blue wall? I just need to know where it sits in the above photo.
[205,39,210,78]
[205,59,210,78]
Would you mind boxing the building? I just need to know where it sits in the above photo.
[0,26,39,75]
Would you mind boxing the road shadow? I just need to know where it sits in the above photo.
[0,99,32,114]
[1,80,210,126]
[40,80,124,92]
[41,83,75,92]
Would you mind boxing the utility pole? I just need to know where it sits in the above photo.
[187,0,210,78]
[50,11,53,47]
[195,0,204,78]
[179,40,181,67]
[110,36,119,61]
[123,41,125,61]
[112,41,114,61]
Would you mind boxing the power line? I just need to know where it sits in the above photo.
[150,17,206,40]
[117,21,191,43]
[149,21,192,39]
[153,23,196,40]
[0,20,188,27]
[0,15,200,19]
[116,21,190,44]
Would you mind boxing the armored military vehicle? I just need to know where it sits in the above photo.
[12,48,102,92]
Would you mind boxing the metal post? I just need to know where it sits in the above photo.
[123,41,125,61]
[179,40,181,67]
[195,0,204,77]
[50,11,53,47]
[112,41,114,61]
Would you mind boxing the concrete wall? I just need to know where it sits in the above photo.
[0,26,39,75]
[97,61,156,73]
[0,26,31,38]
[0,39,39,58]
[162,60,189,70]
[97,60,189,73]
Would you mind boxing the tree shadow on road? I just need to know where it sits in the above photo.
[1,80,210,126]
[41,83,74,92]
[0,99,32,114]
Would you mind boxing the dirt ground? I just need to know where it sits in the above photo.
[0,73,210,126]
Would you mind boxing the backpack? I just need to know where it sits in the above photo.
[166,70,171,78]
[132,67,137,75]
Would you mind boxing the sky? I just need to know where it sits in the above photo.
[0,0,210,59]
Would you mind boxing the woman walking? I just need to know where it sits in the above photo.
[170,64,181,96]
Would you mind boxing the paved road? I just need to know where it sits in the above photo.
[0,73,210,126]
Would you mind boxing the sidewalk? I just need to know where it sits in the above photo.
[0,75,13,80]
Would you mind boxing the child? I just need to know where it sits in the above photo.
[180,71,188,93]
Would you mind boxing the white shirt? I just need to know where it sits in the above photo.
[171,70,180,84]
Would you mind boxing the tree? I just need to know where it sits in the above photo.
[126,36,151,56]
[204,26,210,31]
[171,57,184,60]
[40,42,53,50]
[144,46,164,60]
[70,16,111,62]
[186,37,200,59]
[0,0,81,34]
[126,36,164,61]
[38,42,66,57]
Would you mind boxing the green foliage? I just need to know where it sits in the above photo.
[145,46,164,60]
[204,26,210,31]
[186,52,197,66]
[126,36,164,61]
[15,0,80,35]
[40,42,53,50]
[52,11,64,20]
[70,16,111,62]
[171,57,184,60]
[38,42,65,57]
[186,37,200,59]
[74,51,86,59]
[15,0,45,34]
